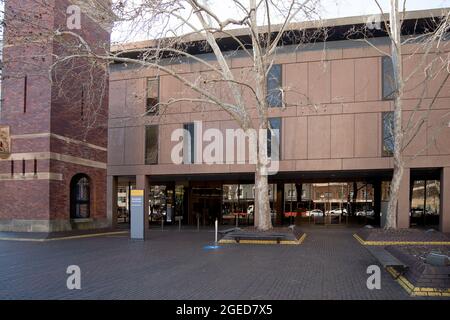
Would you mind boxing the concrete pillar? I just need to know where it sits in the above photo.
[106,175,118,229]
[136,175,150,238]
[397,167,410,229]
[440,167,450,233]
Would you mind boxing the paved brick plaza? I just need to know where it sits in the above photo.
[0,227,438,300]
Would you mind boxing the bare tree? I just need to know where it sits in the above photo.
[353,1,450,229]
[78,0,322,231]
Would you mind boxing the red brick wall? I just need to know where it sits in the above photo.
[0,180,50,221]
[0,0,110,231]
[49,161,106,222]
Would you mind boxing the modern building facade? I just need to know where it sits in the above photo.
[0,0,111,232]
[0,4,449,234]
[107,9,450,232]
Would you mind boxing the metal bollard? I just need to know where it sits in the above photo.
[161,218,164,231]
[178,218,182,231]
[215,218,218,244]
[197,215,200,232]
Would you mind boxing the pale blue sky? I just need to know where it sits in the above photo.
[319,0,449,18]
[112,0,450,43]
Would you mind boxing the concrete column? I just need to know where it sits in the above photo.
[440,167,450,233]
[106,175,118,229]
[136,175,150,238]
[397,167,410,229]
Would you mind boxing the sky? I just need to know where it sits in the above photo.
[111,0,450,43]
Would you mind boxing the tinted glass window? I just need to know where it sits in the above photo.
[146,77,159,114]
[382,111,394,156]
[145,125,158,164]
[267,64,282,107]
[183,123,195,164]
[268,117,281,159]
[382,56,396,100]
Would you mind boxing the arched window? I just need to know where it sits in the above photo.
[70,174,91,219]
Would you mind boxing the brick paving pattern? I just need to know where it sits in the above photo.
[357,228,450,242]
[0,227,439,300]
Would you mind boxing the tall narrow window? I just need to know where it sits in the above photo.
[382,111,394,156]
[267,64,282,108]
[145,125,158,164]
[22,159,25,176]
[70,174,90,219]
[183,123,195,164]
[382,56,396,100]
[268,117,281,159]
[146,77,159,114]
[10,160,14,176]
[33,159,37,175]
[23,76,28,113]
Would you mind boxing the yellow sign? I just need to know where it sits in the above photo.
[0,125,11,159]
[131,189,144,197]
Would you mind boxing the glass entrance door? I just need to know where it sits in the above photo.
[410,180,440,228]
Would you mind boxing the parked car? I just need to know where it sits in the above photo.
[327,208,347,216]
[409,208,433,217]
[308,209,324,217]
[356,210,375,217]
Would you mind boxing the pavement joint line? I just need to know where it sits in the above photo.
[0,231,129,242]
[352,233,450,246]
[218,233,307,245]
[386,267,450,297]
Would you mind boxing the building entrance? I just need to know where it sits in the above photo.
[283,182,378,226]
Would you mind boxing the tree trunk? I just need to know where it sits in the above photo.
[385,0,405,230]
[254,124,273,231]
[385,157,403,229]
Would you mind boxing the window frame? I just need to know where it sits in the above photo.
[146,76,160,115]
[382,111,394,157]
[145,125,159,165]
[266,64,283,108]
[267,117,282,159]
[70,173,91,219]
[382,56,396,100]
[183,123,195,164]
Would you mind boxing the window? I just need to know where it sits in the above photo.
[70,174,90,219]
[410,179,440,228]
[268,117,281,159]
[382,111,394,156]
[382,56,396,100]
[146,77,159,114]
[145,125,158,164]
[183,123,195,164]
[267,64,282,107]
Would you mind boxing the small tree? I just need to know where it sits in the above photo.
[358,1,450,229]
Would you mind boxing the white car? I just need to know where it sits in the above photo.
[308,209,324,217]
[327,208,347,216]
[356,210,375,217]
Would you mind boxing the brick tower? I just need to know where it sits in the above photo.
[0,0,111,232]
